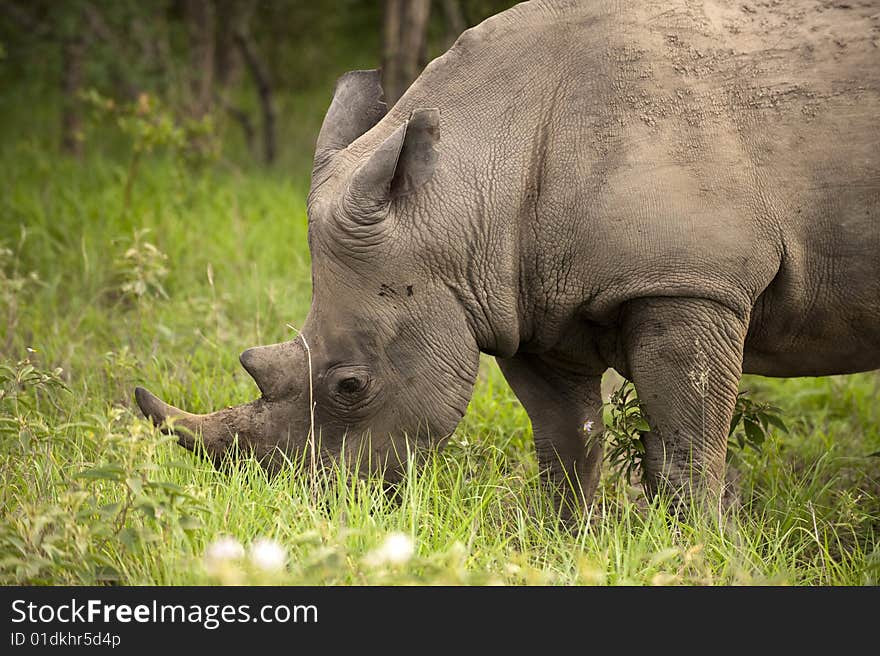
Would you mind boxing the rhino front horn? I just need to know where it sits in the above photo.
[135,387,204,448]
[134,386,253,458]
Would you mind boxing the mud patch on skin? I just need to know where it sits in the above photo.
[378,283,415,298]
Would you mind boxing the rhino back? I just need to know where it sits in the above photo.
[347,1,879,371]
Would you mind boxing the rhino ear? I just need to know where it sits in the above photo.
[344,108,440,218]
[314,69,387,170]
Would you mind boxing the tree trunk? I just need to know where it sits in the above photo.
[213,0,258,155]
[383,0,402,102]
[234,30,276,164]
[82,2,139,100]
[382,0,431,105]
[184,0,216,119]
[440,0,466,48]
[214,0,252,89]
[60,34,85,157]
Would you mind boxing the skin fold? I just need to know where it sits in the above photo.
[136,0,880,518]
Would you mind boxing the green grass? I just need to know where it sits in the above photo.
[1,131,879,586]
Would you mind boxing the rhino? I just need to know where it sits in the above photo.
[135,0,880,517]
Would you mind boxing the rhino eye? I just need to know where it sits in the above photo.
[337,376,365,396]
[327,366,374,410]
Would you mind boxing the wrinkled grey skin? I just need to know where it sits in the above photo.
[136,0,879,517]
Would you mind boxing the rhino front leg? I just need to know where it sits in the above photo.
[621,297,748,515]
[497,354,604,521]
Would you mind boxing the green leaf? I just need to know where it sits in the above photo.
[17,429,31,452]
[94,565,122,582]
[146,480,188,496]
[119,527,140,552]
[98,502,122,519]
[743,419,765,447]
[140,529,162,543]
[76,465,125,481]
[178,515,203,531]
[135,499,157,518]
[634,418,651,433]
[126,477,143,495]
[728,412,743,437]
[765,414,788,433]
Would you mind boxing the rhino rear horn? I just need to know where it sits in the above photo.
[314,69,387,170]
[344,108,440,218]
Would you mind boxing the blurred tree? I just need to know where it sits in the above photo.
[213,0,255,154]
[459,0,517,25]
[440,0,465,48]
[382,0,431,105]
[0,0,519,168]
[60,8,86,157]
[1,0,87,156]
[234,21,276,164]
[184,0,216,119]
[214,0,244,89]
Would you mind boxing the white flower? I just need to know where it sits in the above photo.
[366,532,415,567]
[204,536,244,572]
[249,538,287,572]
[583,420,595,433]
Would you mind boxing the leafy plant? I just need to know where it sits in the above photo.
[728,392,788,452]
[603,382,650,484]
[604,380,789,487]
[81,89,220,213]
[112,228,170,302]
[0,358,70,454]
[0,359,206,584]
[68,407,207,573]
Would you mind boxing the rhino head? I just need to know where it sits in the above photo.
[135,70,480,481]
